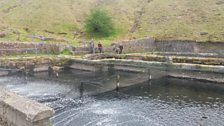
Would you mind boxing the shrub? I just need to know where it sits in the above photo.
[60,49,72,55]
[85,9,114,37]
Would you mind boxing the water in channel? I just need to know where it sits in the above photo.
[0,69,224,126]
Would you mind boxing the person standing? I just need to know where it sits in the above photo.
[119,44,123,54]
[98,42,103,53]
[114,46,120,54]
[89,39,95,54]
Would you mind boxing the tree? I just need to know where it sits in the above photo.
[85,9,114,37]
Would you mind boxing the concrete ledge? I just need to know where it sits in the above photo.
[70,58,224,74]
[0,72,8,77]
[34,65,49,72]
[0,88,54,126]
[168,74,224,84]
[70,63,104,72]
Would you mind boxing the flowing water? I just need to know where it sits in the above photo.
[0,70,224,126]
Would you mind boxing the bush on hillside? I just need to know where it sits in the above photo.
[85,9,114,37]
[60,49,72,55]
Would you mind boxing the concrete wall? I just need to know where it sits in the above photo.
[69,58,224,83]
[1,39,224,55]
[70,58,224,74]
[105,38,224,54]
[154,40,197,52]
[154,40,224,54]
[105,38,155,53]
[81,39,224,55]
[0,88,54,126]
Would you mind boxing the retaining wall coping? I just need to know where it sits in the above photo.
[0,87,54,123]
[70,58,224,73]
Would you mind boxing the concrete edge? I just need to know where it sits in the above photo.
[70,58,224,74]
[168,74,224,84]
[0,87,54,126]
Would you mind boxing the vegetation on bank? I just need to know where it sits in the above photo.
[0,0,223,45]
[85,8,115,38]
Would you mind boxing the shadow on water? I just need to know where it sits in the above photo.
[0,69,224,126]
[108,77,224,106]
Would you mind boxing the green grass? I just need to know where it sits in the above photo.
[0,0,223,44]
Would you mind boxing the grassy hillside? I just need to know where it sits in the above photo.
[0,0,223,45]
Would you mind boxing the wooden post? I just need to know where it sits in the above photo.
[80,82,84,99]
[25,71,28,80]
[116,74,120,91]
[148,69,152,89]
[48,66,53,77]
[55,72,59,78]
[29,65,35,77]
[148,69,152,81]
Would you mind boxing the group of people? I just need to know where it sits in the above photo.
[89,39,123,54]
[89,40,103,53]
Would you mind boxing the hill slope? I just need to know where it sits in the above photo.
[0,0,223,44]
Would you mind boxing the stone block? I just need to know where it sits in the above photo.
[0,88,54,126]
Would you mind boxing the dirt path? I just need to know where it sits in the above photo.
[130,0,153,33]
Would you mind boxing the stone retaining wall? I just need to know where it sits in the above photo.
[105,38,155,53]
[0,88,54,126]
[85,53,224,66]
[1,39,224,55]
[0,42,62,56]
[155,40,224,54]
[0,56,70,69]
[106,38,224,54]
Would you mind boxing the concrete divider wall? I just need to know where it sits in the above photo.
[0,88,54,126]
